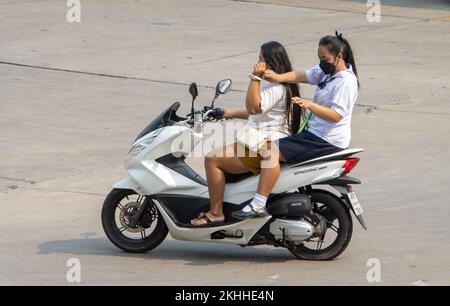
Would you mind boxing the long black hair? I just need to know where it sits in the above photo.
[260,41,302,133]
[319,31,360,88]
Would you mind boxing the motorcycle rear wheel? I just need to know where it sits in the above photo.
[101,189,168,253]
[288,190,353,261]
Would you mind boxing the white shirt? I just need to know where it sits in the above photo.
[247,81,290,141]
[306,65,358,149]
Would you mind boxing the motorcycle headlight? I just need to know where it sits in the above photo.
[127,144,146,159]
[126,128,162,160]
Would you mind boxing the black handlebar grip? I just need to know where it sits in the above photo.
[213,108,225,119]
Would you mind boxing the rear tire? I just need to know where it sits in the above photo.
[101,189,168,253]
[288,190,353,261]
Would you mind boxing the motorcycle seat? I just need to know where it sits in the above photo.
[224,161,290,183]
[224,172,254,183]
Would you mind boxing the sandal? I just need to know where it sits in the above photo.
[190,212,225,226]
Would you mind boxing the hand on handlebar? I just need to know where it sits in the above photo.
[222,107,233,119]
[210,107,225,120]
[199,107,225,121]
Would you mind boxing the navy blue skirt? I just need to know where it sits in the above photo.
[278,131,344,165]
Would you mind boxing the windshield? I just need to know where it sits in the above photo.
[134,102,185,141]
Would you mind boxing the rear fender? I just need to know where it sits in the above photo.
[311,188,367,230]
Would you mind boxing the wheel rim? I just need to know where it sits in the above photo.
[297,201,343,254]
[113,194,159,241]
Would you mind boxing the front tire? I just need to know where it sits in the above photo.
[101,189,168,253]
[288,190,353,261]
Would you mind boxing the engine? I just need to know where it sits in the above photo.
[267,193,318,242]
[269,219,315,242]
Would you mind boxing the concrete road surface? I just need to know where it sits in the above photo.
[1,0,449,285]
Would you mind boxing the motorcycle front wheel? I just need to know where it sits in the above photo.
[101,189,168,253]
[288,190,353,261]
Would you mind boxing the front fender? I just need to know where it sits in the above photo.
[112,177,144,195]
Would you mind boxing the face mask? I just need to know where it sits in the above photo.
[319,59,336,75]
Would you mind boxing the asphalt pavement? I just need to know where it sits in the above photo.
[1,0,449,285]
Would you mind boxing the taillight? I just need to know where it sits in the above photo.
[342,158,360,175]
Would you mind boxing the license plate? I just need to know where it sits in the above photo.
[347,192,364,216]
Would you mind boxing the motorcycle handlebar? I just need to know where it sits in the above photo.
[201,106,224,121]
[211,107,224,120]
[185,107,225,125]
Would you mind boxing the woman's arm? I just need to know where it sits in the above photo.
[246,62,266,115]
[223,108,249,120]
[263,70,309,84]
[293,97,343,123]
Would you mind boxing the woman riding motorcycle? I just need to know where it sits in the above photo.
[192,32,359,224]
[191,41,302,226]
[232,32,360,219]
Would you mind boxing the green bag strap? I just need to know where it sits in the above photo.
[297,111,313,134]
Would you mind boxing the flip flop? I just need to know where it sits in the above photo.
[190,212,225,226]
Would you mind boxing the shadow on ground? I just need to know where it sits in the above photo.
[37,238,303,266]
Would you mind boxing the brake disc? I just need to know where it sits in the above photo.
[119,202,145,233]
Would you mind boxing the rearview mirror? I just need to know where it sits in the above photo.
[211,79,232,108]
[189,82,198,100]
[189,82,198,120]
[216,79,232,96]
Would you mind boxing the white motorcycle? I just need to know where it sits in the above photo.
[101,79,366,260]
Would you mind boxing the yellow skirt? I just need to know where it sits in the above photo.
[233,141,271,174]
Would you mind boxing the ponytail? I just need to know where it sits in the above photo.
[319,31,360,89]
[283,83,302,134]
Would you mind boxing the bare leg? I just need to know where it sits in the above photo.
[256,164,280,197]
[257,142,285,196]
[232,143,286,218]
[191,145,250,225]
